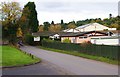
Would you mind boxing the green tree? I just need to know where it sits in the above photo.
[38,25,44,32]
[90,19,96,23]
[67,22,76,29]
[54,24,61,31]
[48,24,54,32]
[111,23,120,30]
[19,7,30,34]
[1,2,22,44]
[48,24,61,32]
[43,22,50,31]
[21,2,39,33]
[109,14,112,19]
[60,19,67,29]
[95,18,102,23]
[61,19,64,24]
[51,21,54,25]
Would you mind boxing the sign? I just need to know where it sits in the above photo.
[34,37,40,41]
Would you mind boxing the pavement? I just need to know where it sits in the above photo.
[2,46,118,75]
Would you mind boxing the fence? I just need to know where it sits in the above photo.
[41,40,120,60]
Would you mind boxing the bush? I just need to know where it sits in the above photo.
[80,41,91,47]
[42,38,54,42]
[42,38,61,43]
[25,34,34,45]
[62,38,71,43]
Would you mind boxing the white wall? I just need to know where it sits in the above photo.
[91,38,120,45]
[34,37,40,41]
[77,23,116,32]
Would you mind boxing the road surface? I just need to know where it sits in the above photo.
[3,46,118,75]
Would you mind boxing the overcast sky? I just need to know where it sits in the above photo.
[0,0,119,25]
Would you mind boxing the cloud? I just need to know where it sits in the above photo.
[0,0,118,25]
[37,2,118,12]
[38,9,117,25]
[35,0,119,3]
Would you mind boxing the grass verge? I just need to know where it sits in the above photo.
[1,45,40,67]
[0,46,2,66]
[40,46,118,65]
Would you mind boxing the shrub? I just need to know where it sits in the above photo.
[42,38,54,42]
[25,34,34,45]
[80,41,91,47]
[62,38,71,43]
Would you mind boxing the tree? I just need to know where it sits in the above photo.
[21,2,39,33]
[19,7,30,34]
[109,14,112,19]
[16,27,23,37]
[48,24,54,32]
[54,24,61,31]
[90,19,96,23]
[1,2,21,23]
[48,24,61,32]
[95,18,102,23]
[111,23,120,30]
[1,2,22,44]
[67,22,76,29]
[60,19,67,29]
[43,22,50,31]
[103,18,111,26]
[51,21,54,25]
[38,25,44,32]
[61,19,64,24]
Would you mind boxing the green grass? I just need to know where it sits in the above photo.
[0,46,2,66]
[40,46,118,65]
[1,46,40,67]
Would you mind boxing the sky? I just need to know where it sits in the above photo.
[0,0,119,25]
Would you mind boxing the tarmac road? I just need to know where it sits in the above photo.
[3,46,118,75]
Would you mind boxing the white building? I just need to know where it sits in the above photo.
[75,23,116,32]
[63,29,80,33]
[91,36,120,46]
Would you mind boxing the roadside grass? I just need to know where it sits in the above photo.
[40,46,118,65]
[0,46,2,66]
[1,45,40,67]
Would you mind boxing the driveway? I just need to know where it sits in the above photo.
[3,46,118,75]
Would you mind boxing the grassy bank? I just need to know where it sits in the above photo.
[40,46,118,65]
[0,46,2,66]
[1,46,40,67]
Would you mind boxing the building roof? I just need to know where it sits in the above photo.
[91,36,120,39]
[101,30,120,36]
[76,23,91,29]
[63,29,80,32]
[32,31,107,37]
[32,32,56,37]
[76,23,109,29]
[32,32,77,37]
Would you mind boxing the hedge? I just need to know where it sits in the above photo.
[41,40,119,60]
[25,34,34,45]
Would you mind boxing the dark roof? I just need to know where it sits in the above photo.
[32,31,107,37]
[32,32,77,37]
[32,32,55,37]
